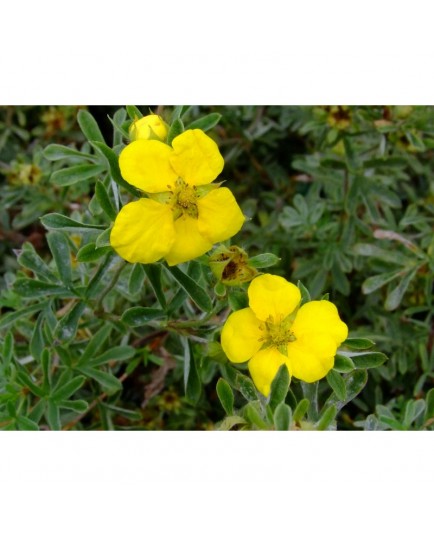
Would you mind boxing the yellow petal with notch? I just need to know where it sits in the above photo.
[110,198,175,264]
[248,274,301,322]
[164,214,213,266]
[292,301,348,346]
[287,332,338,383]
[248,347,292,397]
[119,140,177,193]
[170,129,224,186]
[221,308,264,364]
[197,187,245,243]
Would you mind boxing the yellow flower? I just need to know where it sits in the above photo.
[129,114,168,141]
[221,274,348,396]
[110,129,245,265]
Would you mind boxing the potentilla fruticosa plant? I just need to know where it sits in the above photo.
[0,106,389,431]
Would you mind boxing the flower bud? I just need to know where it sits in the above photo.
[129,114,168,142]
[209,245,258,286]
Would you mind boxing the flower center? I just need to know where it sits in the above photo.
[171,178,198,219]
[259,315,296,356]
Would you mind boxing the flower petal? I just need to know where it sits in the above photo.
[287,333,338,383]
[248,274,301,322]
[110,198,175,264]
[119,140,177,193]
[221,308,264,364]
[248,347,292,397]
[164,215,213,266]
[197,187,245,243]
[292,300,348,346]
[170,129,224,186]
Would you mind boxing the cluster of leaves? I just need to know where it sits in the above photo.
[0,105,433,430]
[201,105,434,429]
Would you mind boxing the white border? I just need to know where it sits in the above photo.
[1,2,433,104]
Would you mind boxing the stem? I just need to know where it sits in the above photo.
[301,381,319,421]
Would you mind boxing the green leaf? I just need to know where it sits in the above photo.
[17,242,56,282]
[167,266,212,312]
[30,313,45,360]
[248,253,281,269]
[111,108,128,145]
[50,164,106,186]
[361,270,403,295]
[41,349,51,391]
[333,354,355,373]
[77,109,105,143]
[353,243,408,265]
[77,366,122,393]
[207,341,227,364]
[243,402,268,430]
[182,338,201,404]
[218,415,247,431]
[297,280,311,304]
[46,401,61,431]
[187,113,222,132]
[350,352,388,369]
[91,141,139,197]
[26,400,46,423]
[385,268,418,311]
[84,252,117,299]
[80,324,113,364]
[293,398,310,422]
[171,106,189,122]
[0,301,49,330]
[2,332,14,365]
[343,338,375,350]
[274,402,292,431]
[236,374,258,402]
[51,375,86,402]
[41,213,105,233]
[76,243,112,262]
[95,227,112,247]
[46,231,72,285]
[403,399,425,428]
[268,365,290,410]
[58,399,88,413]
[326,369,347,401]
[166,288,187,313]
[316,406,337,430]
[216,378,234,415]
[126,105,143,121]
[95,181,117,221]
[227,290,248,311]
[167,118,184,145]
[121,306,166,326]
[424,389,434,422]
[90,346,136,367]
[15,369,45,397]
[16,416,39,431]
[55,301,86,342]
[128,263,145,295]
[143,264,166,308]
[13,278,75,298]
[405,131,426,151]
[324,369,368,413]
[43,143,96,162]
[101,403,142,421]
[343,137,357,171]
